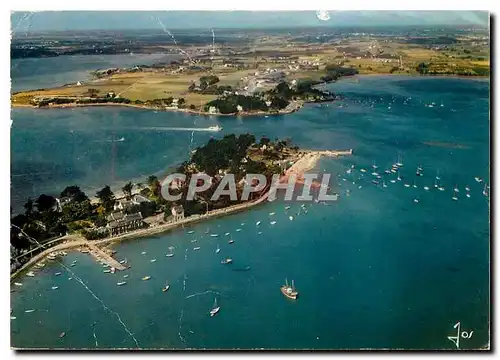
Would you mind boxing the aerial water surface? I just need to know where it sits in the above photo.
[11,75,490,349]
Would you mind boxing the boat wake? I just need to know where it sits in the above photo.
[132,126,221,133]
[58,263,140,348]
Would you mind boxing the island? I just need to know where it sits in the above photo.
[10,134,352,277]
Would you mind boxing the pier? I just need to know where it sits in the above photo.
[87,243,127,271]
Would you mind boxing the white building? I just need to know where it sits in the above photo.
[236,105,243,112]
[208,106,218,114]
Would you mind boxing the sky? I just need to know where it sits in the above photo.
[11,11,489,33]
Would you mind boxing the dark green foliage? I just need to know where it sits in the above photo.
[205,95,268,114]
[96,185,115,212]
[60,185,88,202]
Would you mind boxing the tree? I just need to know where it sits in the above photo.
[178,98,186,106]
[96,185,115,212]
[35,194,56,213]
[122,181,133,199]
[60,185,88,202]
[87,88,100,97]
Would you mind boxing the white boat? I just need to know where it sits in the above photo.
[228,239,234,244]
[55,272,61,276]
[360,169,366,173]
[207,125,222,132]
[225,232,230,236]
[166,253,174,257]
[404,184,410,188]
[258,232,262,235]
[396,154,403,167]
[24,309,35,313]
[465,186,470,192]
[123,275,129,278]
[26,271,35,277]
[142,276,151,281]
[371,172,379,176]
[210,298,220,317]
[475,177,483,183]
[221,258,233,264]
[454,185,459,193]
[284,206,291,210]
[216,245,221,254]
[240,223,245,226]
[413,198,419,203]
[210,234,219,237]
[187,230,195,234]
[10,316,16,320]
[141,251,147,255]
[439,186,445,191]
[14,282,23,286]
[119,259,127,264]
[236,229,242,232]
[372,161,378,169]
[424,186,430,191]
[390,179,396,184]
[256,221,261,226]
[51,286,59,290]
[452,196,458,201]
[270,221,277,225]
[150,259,157,263]
[162,283,170,292]
[117,281,127,286]
[191,239,197,243]
[397,171,401,181]
[483,184,489,197]
[193,247,201,251]
[466,193,471,198]
[382,181,387,188]
[103,270,111,273]
[269,212,275,216]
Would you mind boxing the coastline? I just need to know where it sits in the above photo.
[10,149,352,281]
[10,100,305,117]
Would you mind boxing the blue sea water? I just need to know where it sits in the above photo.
[10,75,490,349]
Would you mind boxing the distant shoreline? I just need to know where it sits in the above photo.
[11,100,305,117]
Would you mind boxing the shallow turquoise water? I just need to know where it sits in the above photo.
[11,76,490,349]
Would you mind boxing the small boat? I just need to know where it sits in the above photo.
[228,239,234,244]
[150,259,156,263]
[382,181,387,188]
[372,180,380,185]
[25,309,35,313]
[110,267,116,274]
[371,172,379,176]
[404,184,410,188]
[465,186,470,192]
[119,259,127,264]
[413,183,417,188]
[483,184,489,197]
[14,282,23,286]
[103,270,111,273]
[10,316,16,320]
[396,154,403,167]
[142,276,151,281]
[372,161,378,169]
[209,298,220,317]
[205,229,209,234]
[269,212,276,216]
[452,196,458,201]
[390,179,396,183]
[454,185,459,193]
[466,193,471,198]
[51,286,59,290]
[59,332,66,338]
[289,216,294,221]
[413,198,419,203]
[191,239,197,243]
[424,186,430,191]
[397,171,402,181]
[225,232,230,236]
[385,170,391,174]
[439,186,445,191]
[117,281,127,286]
[216,244,221,254]
[70,263,76,267]
[166,253,174,257]
[55,272,61,276]
[210,234,219,237]
[236,229,242,232]
[360,168,367,173]
[221,258,233,264]
[258,232,262,235]
[270,221,277,225]
[193,247,201,251]
[241,223,245,226]
[68,277,72,280]
[80,249,89,254]
[162,283,170,292]
[281,279,298,300]
[284,206,291,210]
[123,275,129,278]
[390,168,397,173]
[187,230,195,234]
[256,221,261,226]
[141,251,147,255]
[475,177,483,183]
[26,271,35,277]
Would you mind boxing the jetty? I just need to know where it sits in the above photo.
[87,243,127,271]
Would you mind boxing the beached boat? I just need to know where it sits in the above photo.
[281,279,298,300]
[26,271,35,277]
[117,282,127,286]
[209,298,220,317]
[142,276,151,281]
